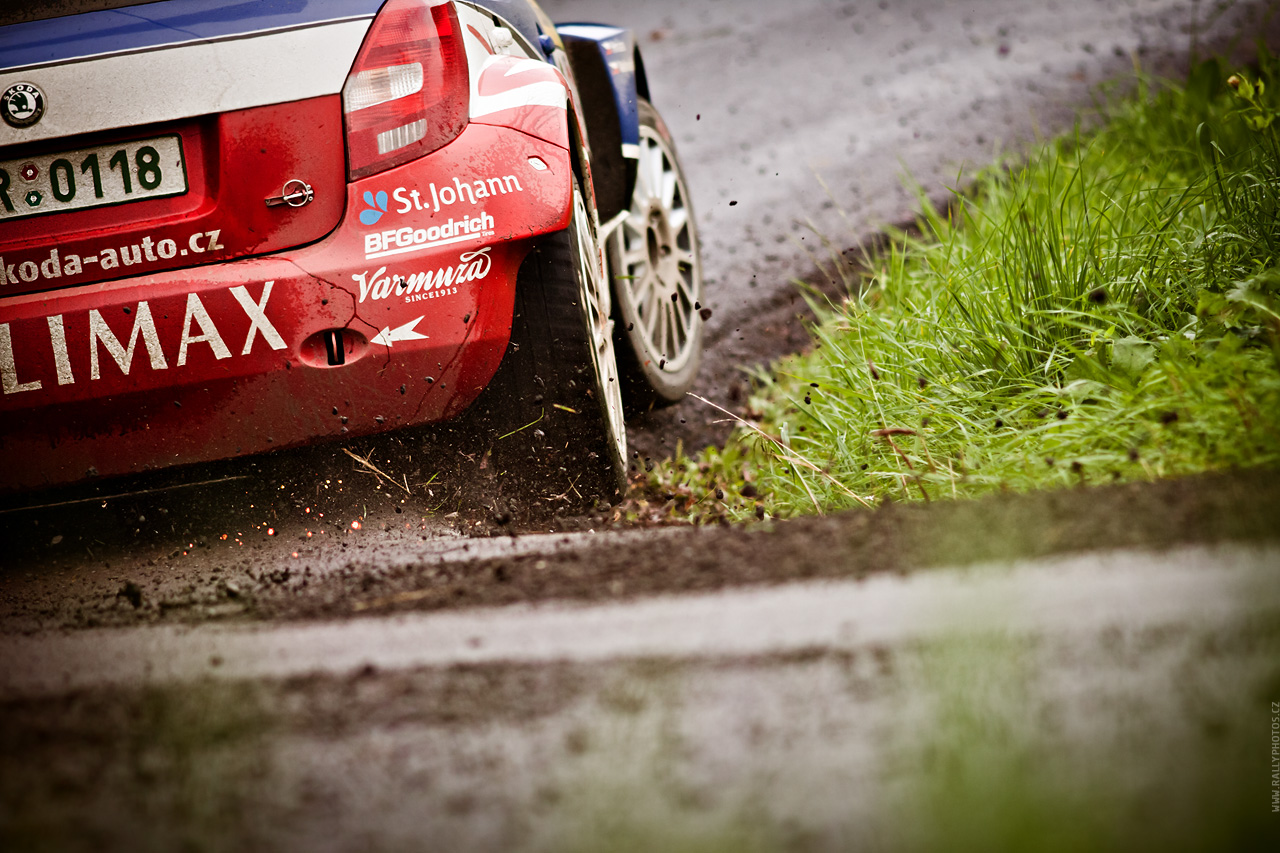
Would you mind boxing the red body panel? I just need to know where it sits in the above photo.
[0,97,348,296]
[469,56,572,150]
[0,123,573,493]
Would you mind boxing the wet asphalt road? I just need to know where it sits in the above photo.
[3,2,1280,850]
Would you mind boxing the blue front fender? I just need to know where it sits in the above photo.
[554,23,648,221]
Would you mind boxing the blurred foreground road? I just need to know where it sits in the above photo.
[4,542,1277,850]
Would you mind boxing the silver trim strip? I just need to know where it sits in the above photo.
[0,20,372,146]
[0,16,376,76]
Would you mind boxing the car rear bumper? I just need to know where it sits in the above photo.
[0,123,574,494]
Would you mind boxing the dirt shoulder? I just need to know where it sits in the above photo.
[245,466,1280,623]
[3,466,1276,634]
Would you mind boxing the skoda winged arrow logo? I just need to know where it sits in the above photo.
[2,82,46,129]
[360,190,388,225]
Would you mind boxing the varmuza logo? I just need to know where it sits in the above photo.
[352,248,492,305]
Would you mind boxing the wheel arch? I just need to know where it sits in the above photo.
[555,24,648,224]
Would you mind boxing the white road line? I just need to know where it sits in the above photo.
[2,543,1277,698]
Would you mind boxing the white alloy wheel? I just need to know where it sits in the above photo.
[608,100,704,409]
[573,186,628,470]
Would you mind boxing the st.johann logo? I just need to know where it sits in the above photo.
[2,83,46,129]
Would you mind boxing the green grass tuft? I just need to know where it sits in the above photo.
[649,53,1280,523]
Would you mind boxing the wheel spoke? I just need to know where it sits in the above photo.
[633,154,652,200]
[670,299,686,349]
[595,277,610,323]
[660,302,675,357]
[648,298,662,353]
[645,143,664,202]
[661,168,678,209]
[622,245,648,271]
[629,284,649,320]
[668,207,688,235]
[639,272,661,319]
[681,268,701,305]
[673,270,694,305]
[670,299,688,343]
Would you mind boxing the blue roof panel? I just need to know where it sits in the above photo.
[0,0,385,72]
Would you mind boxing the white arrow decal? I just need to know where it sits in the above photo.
[371,316,429,347]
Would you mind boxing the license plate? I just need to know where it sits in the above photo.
[0,135,188,223]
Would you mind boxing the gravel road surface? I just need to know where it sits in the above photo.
[544,0,1279,456]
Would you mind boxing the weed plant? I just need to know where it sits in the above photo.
[653,54,1280,521]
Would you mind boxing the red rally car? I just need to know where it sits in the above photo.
[0,0,704,506]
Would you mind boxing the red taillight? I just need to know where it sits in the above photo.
[342,0,469,181]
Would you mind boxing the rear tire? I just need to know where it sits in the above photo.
[466,185,627,511]
[607,99,705,412]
